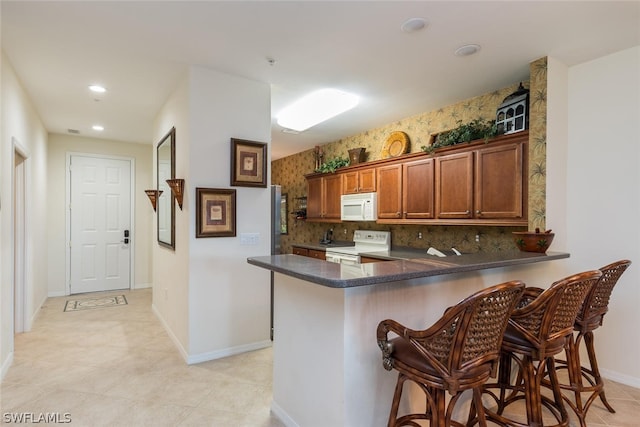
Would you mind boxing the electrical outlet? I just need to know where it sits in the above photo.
[418,232,423,239]
[475,234,480,242]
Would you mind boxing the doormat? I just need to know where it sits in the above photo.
[64,295,128,312]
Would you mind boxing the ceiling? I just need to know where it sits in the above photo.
[2,1,638,160]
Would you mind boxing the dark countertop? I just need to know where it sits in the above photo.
[247,251,570,288]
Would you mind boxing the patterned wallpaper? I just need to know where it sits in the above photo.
[273,58,547,255]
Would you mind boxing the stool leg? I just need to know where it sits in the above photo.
[388,373,406,427]
[496,351,513,415]
[432,388,446,427]
[472,387,488,427]
[584,331,616,413]
[522,355,542,426]
[565,332,587,423]
[545,357,570,427]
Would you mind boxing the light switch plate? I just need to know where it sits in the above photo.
[240,233,260,245]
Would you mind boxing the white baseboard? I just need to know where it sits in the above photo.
[133,282,151,290]
[601,368,640,389]
[26,293,48,332]
[0,352,14,383]
[151,303,190,363]
[271,400,299,427]
[48,290,66,297]
[150,303,272,366]
[186,340,272,365]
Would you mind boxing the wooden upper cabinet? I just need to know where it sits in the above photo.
[403,158,435,219]
[343,168,376,194]
[306,176,323,220]
[305,131,527,226]
[376,164,403,219]
[306,173,343,221]
[475,141,523,219]
[436,152,474,219]
[323,173,343,220]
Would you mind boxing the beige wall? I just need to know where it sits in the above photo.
[562,46,640,385]
[46,134,153,296]
[1,53,49,378]
[152,66,272,363]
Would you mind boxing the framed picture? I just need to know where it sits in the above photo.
[196,188,236,238]
[231,138,267,187]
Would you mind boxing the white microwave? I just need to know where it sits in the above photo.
[341,192,378,221]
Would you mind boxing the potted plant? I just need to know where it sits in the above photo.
[421,119,501,154]
[315,156,350,173]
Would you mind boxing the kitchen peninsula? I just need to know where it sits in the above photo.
[248,250,569,426]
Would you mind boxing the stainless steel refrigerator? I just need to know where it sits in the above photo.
[270,185,282,340]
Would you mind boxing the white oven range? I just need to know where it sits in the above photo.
[325,230,391,265]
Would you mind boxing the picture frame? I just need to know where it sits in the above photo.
[231,138,267,187]
[196,188,236,238]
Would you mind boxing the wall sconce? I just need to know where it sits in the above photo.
[166,178,185,210]
[144,190,163,211]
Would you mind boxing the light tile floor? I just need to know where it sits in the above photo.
[1,289,283,426]
[2,288,640,426]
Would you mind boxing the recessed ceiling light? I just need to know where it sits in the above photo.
[92,125,104,131]
[89,85,107,93]
[277,89,359,132]
[401,17,427,33]
[454,44,481,57]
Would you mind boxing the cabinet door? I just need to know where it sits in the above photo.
[358,168,376,193]
[292,246,309,256]
[343,171,359,194]
[342,168,376,194]
[377,164,403,219]
[475,142,523,218]
[306,176,323,220]
[308,249,326,260]
[322,173,343,220]
[436,152,473,219]
[403,158,435,219]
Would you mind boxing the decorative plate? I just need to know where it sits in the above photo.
[381,131,410,158]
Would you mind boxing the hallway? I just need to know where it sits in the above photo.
[1,289,282,426]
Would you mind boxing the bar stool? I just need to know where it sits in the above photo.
[377,281,525,427]
[480,270,602,427]
[553,260,631,427]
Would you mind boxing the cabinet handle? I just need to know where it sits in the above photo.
[354,187,358,192]
[476,210,481,214]
[396,212,401,217]
[465,210,470,214]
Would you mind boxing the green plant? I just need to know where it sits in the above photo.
[315,156,350,173]
[421,119,501,153]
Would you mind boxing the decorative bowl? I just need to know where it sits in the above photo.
[512,229,555,253]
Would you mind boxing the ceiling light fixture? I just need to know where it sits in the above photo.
[454,44,481,57]
[92,125,104,131]
[401,17,427,33]
[88,85,106,93]
[277,89,359,132]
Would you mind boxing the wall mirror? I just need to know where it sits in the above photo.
[157,127,175,249]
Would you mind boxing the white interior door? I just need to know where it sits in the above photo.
[70,155,132,294]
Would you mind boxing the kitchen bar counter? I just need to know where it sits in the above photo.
[247,250,569,288]
[248,250,570,426]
